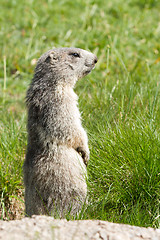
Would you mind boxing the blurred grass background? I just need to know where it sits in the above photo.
[0,0,160,227]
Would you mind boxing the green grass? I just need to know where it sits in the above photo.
[0,0,160,227]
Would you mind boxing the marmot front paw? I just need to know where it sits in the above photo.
[76,147,89,166]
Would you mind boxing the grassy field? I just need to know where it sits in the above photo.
[0,0,160,227]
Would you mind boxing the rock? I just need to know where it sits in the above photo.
[0,215,160,240]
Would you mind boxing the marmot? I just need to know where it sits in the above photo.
[23,47,97,217]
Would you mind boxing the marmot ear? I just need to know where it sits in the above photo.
[45,51,59,63]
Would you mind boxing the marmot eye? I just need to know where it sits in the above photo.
[69,52,80,58]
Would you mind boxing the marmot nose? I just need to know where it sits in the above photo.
[94,56,98,64]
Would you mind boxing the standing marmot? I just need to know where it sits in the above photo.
[23,47,97,217]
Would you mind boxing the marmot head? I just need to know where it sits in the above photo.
[34,47,98,87]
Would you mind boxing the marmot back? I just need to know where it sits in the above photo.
[23,47,97,217]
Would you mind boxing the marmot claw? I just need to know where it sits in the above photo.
[76,147,89,166]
